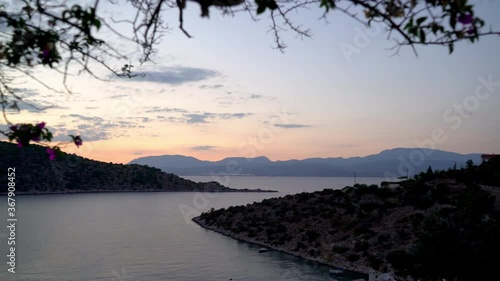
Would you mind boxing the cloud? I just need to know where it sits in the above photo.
[12,88,39,97]
[144,107,188,113]
[249,94,263,99]
[185,114,210,124]
[191,145,217,151]
[199,84,224,89]
[6,101,63,113]
[4,89,63,113]
[107,94,128,99]
[220,113,249,119]
[273,124,311,129]
[120,66,220,85]
[50,128,112,142]
[184,112,251,124]
[213,93,249,107]
[55,115,145,141]
[148,108,252,125]
[63,114,105,122]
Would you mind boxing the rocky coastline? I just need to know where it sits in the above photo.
[192,216,372,276]
[192,162,500,281]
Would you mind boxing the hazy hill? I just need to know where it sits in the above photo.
[0,141,274,194]
[130,148,482,177]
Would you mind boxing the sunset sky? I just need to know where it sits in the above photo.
[2,0,500,164]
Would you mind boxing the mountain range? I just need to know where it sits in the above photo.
[129,148,483,178]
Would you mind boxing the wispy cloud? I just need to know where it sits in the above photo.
[199,84,224,89]
[63,114,104,122]
[249,94,263,99]
[183,112,252,124]
[107,94,128,99]
[119,66,220,85]
[5,100,61,113]
[51,128,111,142]
[148,108,252,125]
[144,107,188,113]
[185,114,209,124]
[191,145,217,151]
[5,88,63,113]
[274,124,311,129]
[54,115,146,141]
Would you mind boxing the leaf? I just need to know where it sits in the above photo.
[267,0,278,10]
[420,29,426,43]
[93,19,101,30]
[416,17,427,26]
[320,0,335,12]
[431,24,438,35]
[450,12,457,29]
[257,4,266,14]
[448,44,454,54]
[404,18,414,31]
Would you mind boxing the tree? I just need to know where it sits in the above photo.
[1,0,499,158]
[425,165,434,180]
[466,159,474,171]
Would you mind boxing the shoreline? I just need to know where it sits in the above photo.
[192,216,372,278]
[0,188,278,196]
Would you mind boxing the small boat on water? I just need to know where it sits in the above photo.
[258,248,269,253]
[329,269,344,274]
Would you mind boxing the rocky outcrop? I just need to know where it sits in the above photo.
[193,176,500,281]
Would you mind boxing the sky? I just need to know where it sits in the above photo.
[2,0,500,164]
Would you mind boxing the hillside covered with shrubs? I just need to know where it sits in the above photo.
[194,157,500,281]
[0,141,273,194]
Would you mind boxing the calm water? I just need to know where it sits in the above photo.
[0,177,384,281]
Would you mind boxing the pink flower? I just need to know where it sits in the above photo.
[46,148,56,160]
[37,122,46,129]
[42,49,50,57]
[458,14,473,25]
[74,136,83,148]
[31,136,40,142]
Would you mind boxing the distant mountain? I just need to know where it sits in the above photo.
[0,142,275,194]
[129,148,483,178]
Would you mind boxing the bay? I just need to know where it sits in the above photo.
[0,176,384,281]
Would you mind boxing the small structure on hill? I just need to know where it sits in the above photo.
[481,154,497,163]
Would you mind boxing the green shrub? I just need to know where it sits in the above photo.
[354,241,370,252]
[306,230,320,242]
[347,254,359,262]
[332,245,349,254]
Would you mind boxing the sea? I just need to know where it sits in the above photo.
[0,176,385,281]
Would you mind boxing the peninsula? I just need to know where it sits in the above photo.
[0,141,276,194]
[193,157,500,281]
